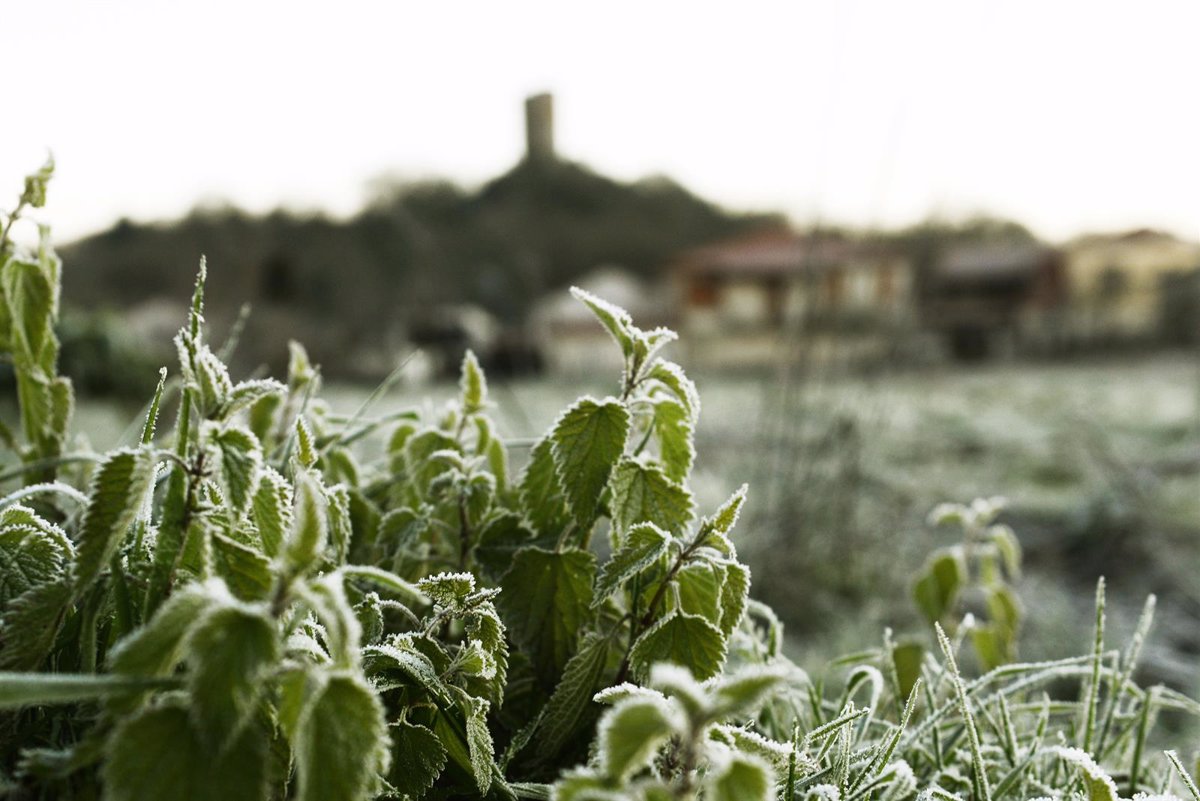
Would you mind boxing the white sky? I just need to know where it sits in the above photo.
[5,0,1200,243]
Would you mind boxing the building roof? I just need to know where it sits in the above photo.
[671,227,881,278]
[937,243,1057,281]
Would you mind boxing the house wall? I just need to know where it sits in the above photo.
[1064,237,1200,339]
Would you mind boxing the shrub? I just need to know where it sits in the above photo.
[0,161,1196,801]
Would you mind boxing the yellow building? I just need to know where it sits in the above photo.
[1063,229,1200,342]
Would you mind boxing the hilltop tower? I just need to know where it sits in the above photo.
[524,92,555,165]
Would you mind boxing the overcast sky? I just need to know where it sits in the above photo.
[5,0,1200,243]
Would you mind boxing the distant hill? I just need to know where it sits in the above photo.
[59,158,780,378]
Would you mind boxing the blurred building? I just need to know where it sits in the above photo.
[530,267,672,374]
[667,227,915,369]
[921,243,1067,360]
[1061,229,1200,344]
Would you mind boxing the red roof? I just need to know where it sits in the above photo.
[672,227,884,278]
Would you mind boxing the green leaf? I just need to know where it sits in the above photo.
[1053,747,1119,801]
[709,484,748,538]
[531,632,613,760]
[549,397,630,525]
[472,512,538,583]
[652,397,694,482]
[0,672,179,709]
[192,346,234,419]
[711,666,789,719]
[675,561,723,624]
[609,458,694,539]
[73,447,157,593]
[460,350,488,413]
[362,640,449,700]
[593,522,669,608]
[970,624,1010,672]
[293,672,390,801]
[103,701,269,801]
[463,693,495,795]
[251,466,292,558]
[629,612,727,682]
[213,425,261,517]
[388,721,448,798]
[0,577,72,670]
[517,437,570,537]
[325,484,352,565]
[222,379,286,419]
[987,585,1022,635]
[210,533,274,602]
[912,549,965,625]
[20,155,54,209]
[707,754,773,801]
[718,560,750,637]
[646,359,700,422]
[0,508,73,606]
[569,286,636,360]
[1,255,54,367]
[282,469,328,577]
[107,581,216,709]
[498,547,595,682]
[599,696,679,782]
[186,601,279,747]
[891,641,924,700]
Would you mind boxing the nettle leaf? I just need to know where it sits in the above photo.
[0,510,73,606]
[709,484,748,538]
[107,582,218,711]
[72,447,157,593]
[460,350,488,413]
[719,560,750,637]
[210,533,273,602]
[593,522,670,608]
[1053,747,1119,801]
[251,466,292,558]
[498,547,595,682]
[418,572,477,609]
[609,458,695,538]
[186,601,279,748]
[363,639,449,699]
[711,666,790,720]
[913,549,966,624]
[651,397,694,482]
[646,360,700,420]
[570,286,636,360]
[463,693,495,795]
[517,437,570,537]
[222,378,286,419]
[675,561,723,624]
[472,512,538,583]
[282,469,328,577]
[103,701,268,801]
[629,612,727,682]
[534,632,614,760]
[599,696,680,782]
[1,255,54,366]
[213,425,262,518]
[293,672,390,801]
[193,345,234,419]
[388,720,448,798]
[0,577,72,670]
[707,753,773,801]
[325,485,352,565]
[550,397,630,525]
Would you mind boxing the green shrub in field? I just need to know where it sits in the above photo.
[0,161,1197,801]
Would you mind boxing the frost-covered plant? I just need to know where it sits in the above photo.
[0,162,1197,801]
[913,497,1023,671]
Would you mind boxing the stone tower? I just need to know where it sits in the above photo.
[524,93,555,164]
